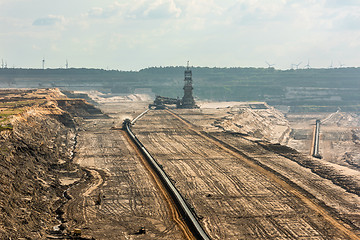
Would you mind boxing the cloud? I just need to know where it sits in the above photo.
[325,5,360,31]
[229,0,286,18]
[87,6,118,19]
[143,0,182,19]
[335,11,360,30]
[32,15,64,26]
[108,0,182,19]
[324,0,360,7]
[2,0,360,69]
[289,1,360,31]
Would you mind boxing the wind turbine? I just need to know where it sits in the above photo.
[42,58,45,70]
[304,59,311,69]
[328,60,333,69]
[66,59,68,69]
[295,62,302,70]
[265,61,275,68]
[1,59,3,69]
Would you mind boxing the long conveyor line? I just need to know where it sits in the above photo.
[123,113,211,240]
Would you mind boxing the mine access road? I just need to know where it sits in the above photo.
[131,109,360,240]
[124,117,210,240]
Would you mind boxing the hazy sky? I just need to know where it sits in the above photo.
[0,0,359,70]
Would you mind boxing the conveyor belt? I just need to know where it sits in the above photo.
[123,113,210,240]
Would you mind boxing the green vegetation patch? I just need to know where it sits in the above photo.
[0,124,13,131]
[0,99,46,131]
[0,99,43,108]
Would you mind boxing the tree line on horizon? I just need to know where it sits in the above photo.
[0,66,359,112]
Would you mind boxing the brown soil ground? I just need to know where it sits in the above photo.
[132,108,360,239]
[1,90,359,240]
[62,101,184,239]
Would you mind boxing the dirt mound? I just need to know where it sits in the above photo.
[260,141,360,196]
[343,129,360,168]
[322,111,360,127]
[56,99,104,118]
[87,91,153,103]
[213,103,290,143]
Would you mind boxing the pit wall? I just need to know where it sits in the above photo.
[0,99,91,239]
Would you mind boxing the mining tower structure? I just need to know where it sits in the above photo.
[180,62,197,108]
[148,62,198,109]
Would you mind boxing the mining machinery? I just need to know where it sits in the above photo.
[148,95,181,109]
[149,62,198,109]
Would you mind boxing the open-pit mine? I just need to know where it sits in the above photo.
[0,89,359,240]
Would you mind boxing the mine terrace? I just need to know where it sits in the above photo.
[0,66,359,240]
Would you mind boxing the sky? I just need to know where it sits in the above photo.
[0,0,359,70]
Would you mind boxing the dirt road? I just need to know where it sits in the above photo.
[132,109,360,239]
[62,103,184,239]
[59,100,359,239]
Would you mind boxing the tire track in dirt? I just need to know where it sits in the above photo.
[60,114,186,239]
[122,130,196,240]
[166,109,360,240]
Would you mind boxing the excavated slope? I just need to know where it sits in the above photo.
[0,89,101,239]
[213,102,290,143]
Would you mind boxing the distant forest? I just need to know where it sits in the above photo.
[0,67,359,112]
